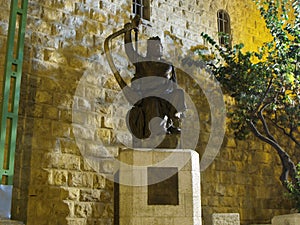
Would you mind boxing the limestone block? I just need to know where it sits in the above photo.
[66,188,80,201]
[79,189,101,202]
[212,213,240,225]
[66,218,86,225]
[74,203,92,218]
[68,172,93,188]
[52,170,68,186]
[92,174,106,189]
[272,213,300,225]
[46,153,81,170]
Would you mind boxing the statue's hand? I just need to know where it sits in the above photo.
[124,22,133,31]
[124,15,141,31]
[131,15,141,29]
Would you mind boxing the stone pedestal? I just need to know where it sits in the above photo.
[118,149,201,225]
[272,213,300,225]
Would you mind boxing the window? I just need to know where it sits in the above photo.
[132,0,150,21]
[217,10,231,47]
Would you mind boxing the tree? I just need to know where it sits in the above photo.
[196,0,300,209]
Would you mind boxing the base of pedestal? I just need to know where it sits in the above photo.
[118,149,201,225]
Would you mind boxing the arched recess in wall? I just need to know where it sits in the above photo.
[217,9,231,47]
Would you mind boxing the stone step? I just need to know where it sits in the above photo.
[0,219,24,225]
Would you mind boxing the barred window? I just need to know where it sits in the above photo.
[217,10,231,47]
[132,0,150,21]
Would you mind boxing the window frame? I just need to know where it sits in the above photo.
[132,0,150,21]
[217,10,231,47]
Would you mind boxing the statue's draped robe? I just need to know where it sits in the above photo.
[124,26,186,139]
[128,60,186,139]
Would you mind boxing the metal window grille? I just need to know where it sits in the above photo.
[217,10,231,47]
[132,0,150,20]
[133,0,144,18]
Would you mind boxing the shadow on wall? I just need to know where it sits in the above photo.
[12,31,116,223]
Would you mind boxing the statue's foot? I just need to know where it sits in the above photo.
[167,126,181,134]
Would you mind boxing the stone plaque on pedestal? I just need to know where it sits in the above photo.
[118,149,201,225]
[147,167,179,205]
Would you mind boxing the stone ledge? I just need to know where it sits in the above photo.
[0,219,24,225]
[272,213,300,225]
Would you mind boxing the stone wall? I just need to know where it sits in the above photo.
[0,0,296,225]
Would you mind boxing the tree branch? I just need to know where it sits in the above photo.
[248,120,298,189]
[258,103,276,142]
[254,78,273,115]
[274,121,300,147]
[268,112,300,148]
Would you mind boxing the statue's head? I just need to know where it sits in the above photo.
[146,36,163,58]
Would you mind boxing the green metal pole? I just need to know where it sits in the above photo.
[0,0,28,185]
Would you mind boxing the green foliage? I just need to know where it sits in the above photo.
[201,0,300,140]
[197,0,300,207]
[286,163,300,211]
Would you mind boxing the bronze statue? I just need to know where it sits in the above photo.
[104,16,186,147]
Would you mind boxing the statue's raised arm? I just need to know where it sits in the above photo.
[104,16,143,105]
[124,15,144,63]
[104,15,142,90]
